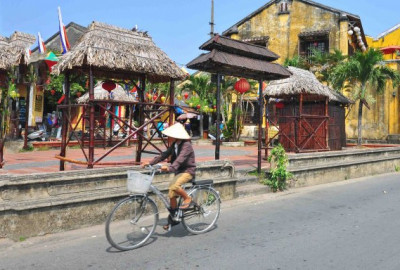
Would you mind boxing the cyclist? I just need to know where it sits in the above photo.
[142,122,196,230]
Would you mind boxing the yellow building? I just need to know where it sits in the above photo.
[223,0,367,64]
[363,24,400,139]
[222,0,368,139]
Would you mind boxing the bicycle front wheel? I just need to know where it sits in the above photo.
[105,195,158,251]
[182,186,220,234]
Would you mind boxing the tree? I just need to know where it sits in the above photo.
[330,48,400,146]
[182,75,213,137]
[283,55,309,69]
[309,49,346,85]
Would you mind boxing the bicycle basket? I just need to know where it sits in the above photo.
[127,171,153,193]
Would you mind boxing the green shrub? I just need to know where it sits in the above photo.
[261,144,292,192]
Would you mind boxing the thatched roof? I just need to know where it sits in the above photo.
[52,21,186,83]
[77,82,136,103]
[264,66,352,104]
[0,32,35,70]
[0,36,13,71]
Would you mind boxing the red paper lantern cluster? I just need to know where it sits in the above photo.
[234,78,250,94]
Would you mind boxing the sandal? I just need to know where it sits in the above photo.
[163,224,171,232]
[179,198,193,210]
[163,215,180,231]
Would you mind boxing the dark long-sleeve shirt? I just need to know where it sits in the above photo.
[149,140,196,176]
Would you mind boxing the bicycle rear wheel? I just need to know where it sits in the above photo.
[182,186,220,234]
[105,195,158,251]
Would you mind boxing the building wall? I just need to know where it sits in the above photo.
[356,26,400,139]
[227,0,400,140]
[229,0,348,64]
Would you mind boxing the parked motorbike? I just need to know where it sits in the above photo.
[27,125,49,141]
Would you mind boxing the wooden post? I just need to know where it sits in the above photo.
[257,79,264,174]
[135,75,145,163]
[264,95,269,159]
[215,73,221,160]
[23,84,31,150]
[88,67,95,168]
[81,106,85,149]
[0,74,7,169]
[168,79,175,147]
[128,105,133,146]
[298,93,303,150]
[59,72,70,171]
[325,97,329,149]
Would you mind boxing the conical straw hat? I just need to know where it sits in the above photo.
[162,123,191,140]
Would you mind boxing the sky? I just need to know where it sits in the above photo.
[1,0,399,71]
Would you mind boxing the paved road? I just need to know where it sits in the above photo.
[1,173,400,270]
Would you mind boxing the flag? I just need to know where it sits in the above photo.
[44,51,59,72]
[38,32,46,54]
[58,6,70,54]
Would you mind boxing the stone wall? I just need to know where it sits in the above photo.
[0,160,238,240]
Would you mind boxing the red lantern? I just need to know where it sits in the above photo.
[234,78,250,94]
[50,89,56,96]
[102,81,116,92]
[184,92,189,99]
[276,102,284,109]
[153,95,158,101]
[197,104,201,109]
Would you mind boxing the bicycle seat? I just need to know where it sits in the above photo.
[191,179,213,186]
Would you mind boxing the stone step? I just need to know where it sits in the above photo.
[235,183,270,198]
[288,147,400,168]
[288,154,400,188]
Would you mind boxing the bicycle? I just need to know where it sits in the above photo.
[105,164,221,251]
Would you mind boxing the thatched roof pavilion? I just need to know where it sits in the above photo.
[188,34,291,173]
[264,67,352,152]
[53,21,186,170]
[264,66,352,104]
[52,21,186,82]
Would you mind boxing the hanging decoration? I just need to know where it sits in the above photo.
[177,94,182,100]
[184,92,189,99]
[161,96,166,103]
[102,81,117,92]
[234,78,250,94]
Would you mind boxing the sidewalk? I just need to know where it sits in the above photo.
[0,142,266,175]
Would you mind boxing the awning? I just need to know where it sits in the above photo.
[380,46,400,55]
